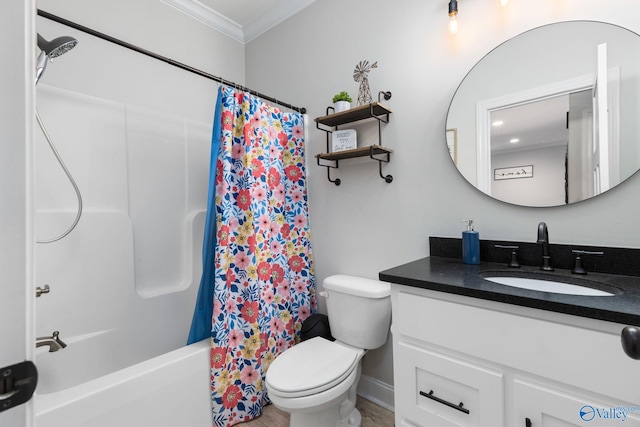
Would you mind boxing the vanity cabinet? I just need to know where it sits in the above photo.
[391,285,640,427]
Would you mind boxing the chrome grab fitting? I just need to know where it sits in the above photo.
[36,284,50,298]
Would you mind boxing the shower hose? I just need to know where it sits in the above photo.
[35,107,83,243]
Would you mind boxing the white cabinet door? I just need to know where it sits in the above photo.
[394,341,504,427]
[514,379,640,427]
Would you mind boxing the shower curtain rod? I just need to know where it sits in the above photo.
[37,9,307,114]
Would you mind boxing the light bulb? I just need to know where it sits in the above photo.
[500,0,508,6]
[448,0,459,35]
[449,13,459,34]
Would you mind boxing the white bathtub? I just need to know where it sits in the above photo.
[34,339,212,427]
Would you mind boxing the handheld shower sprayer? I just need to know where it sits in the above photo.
[35,33,77,85]
[35,33,83,243]
[38,34,78,58]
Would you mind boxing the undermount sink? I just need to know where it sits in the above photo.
[479,271,622,296]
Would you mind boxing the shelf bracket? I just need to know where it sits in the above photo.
[370,91,392,124]
[369,146,393,183]
[318,123,341,185]
[316,157,341,186]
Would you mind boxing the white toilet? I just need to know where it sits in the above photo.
[265,275,391,427]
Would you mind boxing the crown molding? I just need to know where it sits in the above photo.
[161,0,244,43]
[243,0,316,43]
[161,0,315,44]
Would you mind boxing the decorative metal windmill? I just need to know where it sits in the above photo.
[353,60,377,106]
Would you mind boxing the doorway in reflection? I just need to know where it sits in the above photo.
[490,89,595,206]
[487,51,619,208]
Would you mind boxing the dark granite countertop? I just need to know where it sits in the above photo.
[379,256,640,327]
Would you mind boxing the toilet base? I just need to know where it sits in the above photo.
[289,406,361,427]
[340,407,361,427]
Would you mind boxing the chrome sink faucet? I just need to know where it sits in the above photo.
[36,331,67,352]
[537,222,554,271]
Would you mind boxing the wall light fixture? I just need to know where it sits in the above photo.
[448,0,459,34]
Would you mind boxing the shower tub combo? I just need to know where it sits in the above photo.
[34,17,215,426]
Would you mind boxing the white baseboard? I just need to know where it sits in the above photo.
[357,374,394,412]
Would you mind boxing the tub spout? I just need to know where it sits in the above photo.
[36,331,67,352]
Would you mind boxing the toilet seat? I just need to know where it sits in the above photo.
[266,337,364,398]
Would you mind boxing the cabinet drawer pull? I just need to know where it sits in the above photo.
[419,390,470,414]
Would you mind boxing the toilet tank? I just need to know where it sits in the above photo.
[323,275,391,350]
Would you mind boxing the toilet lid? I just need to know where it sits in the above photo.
[266,337,363,397]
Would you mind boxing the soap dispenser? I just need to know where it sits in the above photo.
[461,219,480,265]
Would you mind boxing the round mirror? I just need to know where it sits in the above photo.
[446,21,640,207]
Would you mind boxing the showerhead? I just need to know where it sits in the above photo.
[35,33,78,85]
[37,34,78,59]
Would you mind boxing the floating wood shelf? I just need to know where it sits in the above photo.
[315,102,393,128]
[316,145,393,161]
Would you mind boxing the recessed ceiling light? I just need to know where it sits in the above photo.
[510,138,520,143]
[492,120,504,127]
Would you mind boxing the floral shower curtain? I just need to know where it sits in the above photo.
[205,85,315,427]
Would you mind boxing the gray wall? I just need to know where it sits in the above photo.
[245,0,640,394]
[38,0,246,95]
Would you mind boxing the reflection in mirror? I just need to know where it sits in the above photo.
[446,21,640,207]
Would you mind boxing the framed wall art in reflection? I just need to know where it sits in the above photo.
[494,165,533,180]
[446,128,457,164]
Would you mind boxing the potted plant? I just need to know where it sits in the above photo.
[332,91,352,113]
